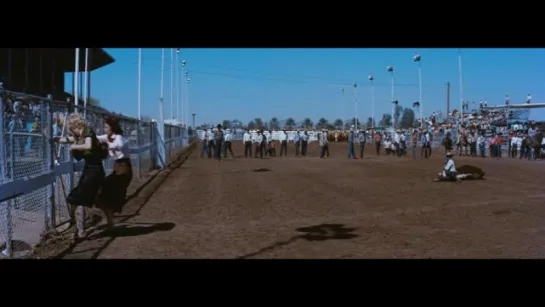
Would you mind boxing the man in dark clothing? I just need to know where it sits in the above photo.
[347,128,356,159]
[255,130,264,159]
[213,124,224,161]
[259,130,267,159]
[207,129,215,159]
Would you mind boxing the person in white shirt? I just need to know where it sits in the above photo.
[477,134,486,158]
[223,128,235,159]
[243,129,252,158]
[393,130,401,156]
[278,129,288,156]
[510,134,519,158]
[435,151,459,182]
[12,100,20,115]
[399,130,407,156]
[383,137,393,155]
[207,129,215,159]
[200,129,210,158]
[95,117,132,227]
[254,130,264,159]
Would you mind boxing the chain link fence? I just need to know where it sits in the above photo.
[0,89,188,258]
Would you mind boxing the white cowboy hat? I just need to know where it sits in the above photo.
[446,151,454,157]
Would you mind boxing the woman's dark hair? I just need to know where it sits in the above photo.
[105,116,123,135]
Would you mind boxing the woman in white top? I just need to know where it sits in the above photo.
[95,117,132,227]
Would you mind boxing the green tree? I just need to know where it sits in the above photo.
[399,108,416,129]
[394,105,403,128]
[286,118,296,129]
[334,119,344,129]
[316,117,328,129]
[302,118,313,129]
[254,118,264,129]
[269,117,280,130]
[379,114,392,128]
[222,120,231,129]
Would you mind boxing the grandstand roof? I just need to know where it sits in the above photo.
[47,48,115,72]
[484,103,545,110]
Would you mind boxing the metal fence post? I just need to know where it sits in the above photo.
[43,94,55,230]
[66,98,75,191]
[136,119,142,180]
[3,115,15,257]
[0,89,12,257]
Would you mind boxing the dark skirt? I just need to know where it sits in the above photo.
[67,163,106,208]
[97,158,133,213]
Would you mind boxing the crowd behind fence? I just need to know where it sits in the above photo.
[0,89,189,258]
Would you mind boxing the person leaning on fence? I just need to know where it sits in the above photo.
[95,116,132,228]
[53,114,107,242]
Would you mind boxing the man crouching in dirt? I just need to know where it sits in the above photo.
[434,151,460,182]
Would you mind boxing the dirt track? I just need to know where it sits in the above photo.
[60,141,545,259]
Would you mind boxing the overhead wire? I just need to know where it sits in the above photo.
[131,61,445,89]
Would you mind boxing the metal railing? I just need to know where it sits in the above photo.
[0,89,189,258]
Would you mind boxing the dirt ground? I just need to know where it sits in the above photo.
[58,141,545,259]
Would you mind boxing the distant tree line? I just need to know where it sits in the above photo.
[197,104,420,130]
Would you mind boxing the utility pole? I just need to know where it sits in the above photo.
[446,82,451,123]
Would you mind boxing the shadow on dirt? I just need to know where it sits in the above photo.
[88,222,175,240]
[237,223,357,259]
[53,222,175,259]
[253,168,271,172]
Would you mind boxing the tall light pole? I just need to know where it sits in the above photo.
[387,65,396,129]
[181,60,187,125]
[413,102,420,128]
[169,49,174,120]
[74,48,80,112]
[159,48,165,122]
[82,48,89,119]
[457,49,464,125]
[137,48,142,120]
[185,73,190,128]
[413,53,423,127]
[157,49,166,168]
[353,81,358,130]
[368,74,375,129]
[341,87,345,128]
[175,49,180,120]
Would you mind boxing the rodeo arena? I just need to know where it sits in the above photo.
[1,48,544,259]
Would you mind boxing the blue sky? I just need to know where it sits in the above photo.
[65,48,545,125]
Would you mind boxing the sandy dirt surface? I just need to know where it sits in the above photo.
[58,141,545,259]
